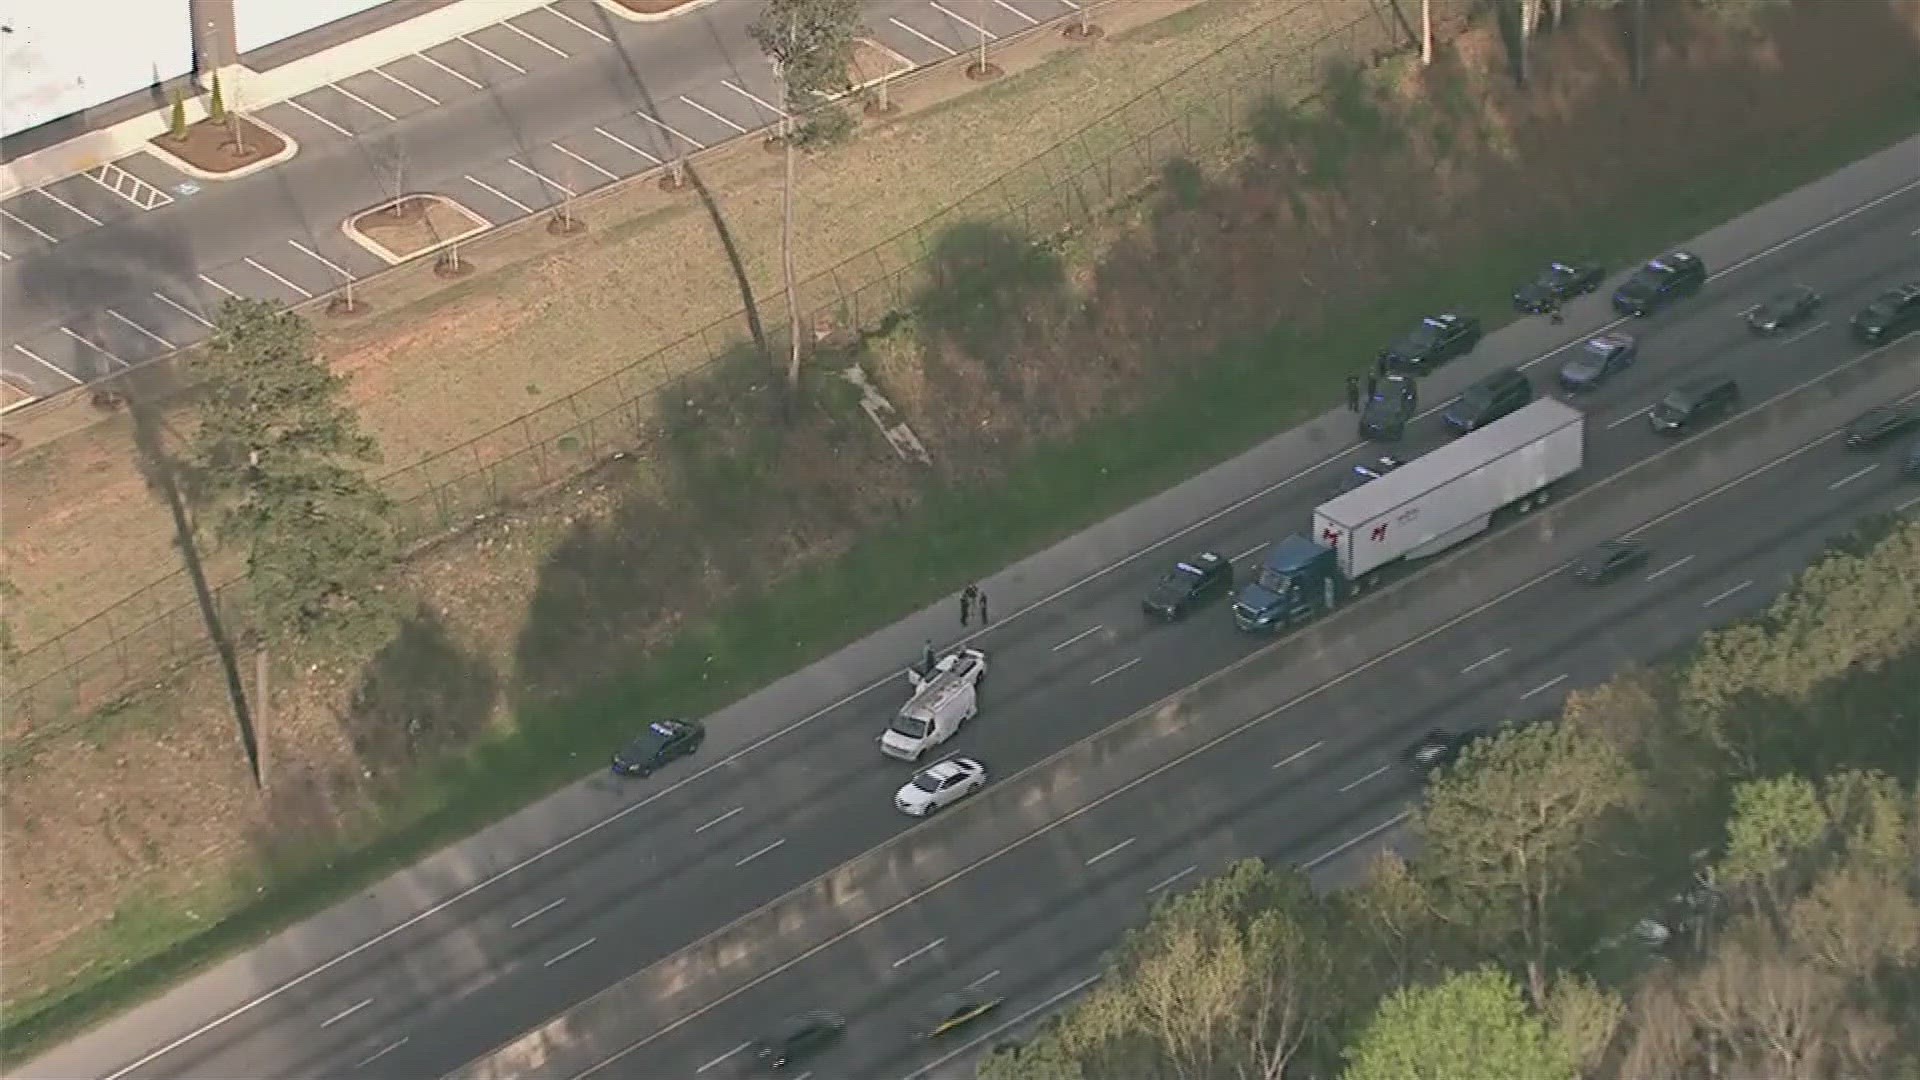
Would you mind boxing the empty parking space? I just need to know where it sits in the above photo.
[419,37,515,89]
[586,113,673,166]
[461,160,558,220]
[212,252,321,306]
[259,97,359,144]
[0,209,59,259]
[332,69,437,122]
[460,22,568,76]
[64,314,156,371]
[1,190,95,246]
[7,335,85,393]
[38,172,144,226]
[283,229,389,285]
[526,2,613,47]
[392,49,487,95]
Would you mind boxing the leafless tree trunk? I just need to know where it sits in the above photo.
[1517,0,1540,88]
[255,644,271,790]
[776,18,802,390]
[1631,0,1648,89]
[1420,0,1433,65]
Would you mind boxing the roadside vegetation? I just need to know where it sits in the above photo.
[980,516,1920,1080]
[5,0,1920,1064]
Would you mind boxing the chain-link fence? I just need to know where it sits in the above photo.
[6,0,1439,728]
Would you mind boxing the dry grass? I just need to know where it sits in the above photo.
[0,0,1335,662]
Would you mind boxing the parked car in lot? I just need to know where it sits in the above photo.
[1851,283,1920,346]
[1378,311,1482,373]
[1513,259,1604,313]
[1843,404,1920,449]
[610,718,704,777]
[1649,375,1740,436]
[1572,539,1650,586]
[1745,285,1821,334]
[1444,367,1533,435]
[1558,333,1638,392]
[1613,250,1707,317]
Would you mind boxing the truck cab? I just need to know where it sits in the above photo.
[1231,536,1343,632]
[881,648,986,761]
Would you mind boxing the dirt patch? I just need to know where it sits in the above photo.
[347,195,489,263]
[148,115,284,174]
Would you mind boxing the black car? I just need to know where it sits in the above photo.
[1513,259,1604,313]
[1648,375,1740,436]
[1359,374,1418,441]
[1143,551,1233,621]
[1843,404,1920,449]
[1572,539,1650,586]
[1443,367,1532,435]
[1403,727,1491,775]
[921,990,1006,1039]
[1334,455,1404,495]
[1745,285,1821,334]
[1378,312,1482,373]
[1558,333,1638,392]
[753,1010,846,1069]
[1612,250,1707,317]
[610,718,704,777]
[1851,283,1920,346]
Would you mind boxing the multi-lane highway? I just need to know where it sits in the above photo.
[0,0,1096,397]
[39,148,1916,1080]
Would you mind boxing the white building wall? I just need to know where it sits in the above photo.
[233,0,392,55]
[1,0,193,138]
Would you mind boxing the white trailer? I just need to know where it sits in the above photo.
[1313,398,1584,581]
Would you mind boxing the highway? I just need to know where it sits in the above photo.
[60,156,1919,1080]
[0,0,1095,396]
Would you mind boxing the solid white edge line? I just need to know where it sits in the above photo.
[94,181,1920,1080]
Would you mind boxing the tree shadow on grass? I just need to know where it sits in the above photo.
[338,606,499,785]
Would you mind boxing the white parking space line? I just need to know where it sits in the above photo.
[694,806,743,833]
[85,163,173,209]
[1520,673,1570,700]
[509,897,566,928]
[889,15,959,56]
[107,309,175,349]
[1272,740,1323,770]
[319,998,374,1029]
[12,343,82,385]
[543,936,596,967]
[634,110,704,149]
[198,272,241,298]
[678,94,748,134]
[466,174,534,214]
[459,34,527,74]
[1459,647,1511,675]
[721,79,787,118]
[353,1037,409,1069]
[735,838,785,867]
[503,19,569,58]
[1,208,59,243]
[243,256,315,299]
[891,936,946,968]
[284,100,353,138]
[967,969,1002,989]
[36,187,103,226]
[1646,554,1695,581]
[595,125,661,164]
[373,67,439,105]
[1233,543,1265,562]
[1829,463,1879,490]
[551,142,618,181]
[1303,810,1411,871]
[1057,0,1081,8]
[1337,763,1390,793]
[508,158,574,197]
[288,240,355,281]
[61,327,128,368]
[1051,625,1102,651]
[1085,837,1135,866]
[0,248,12,261]
[543,4,611,43]
[1777,320,1829,347]
[992,0,1040,24]
[329,82,396,122]
[1147,865,1197,894]
[698,1043,751,1074]
[1702,580,1752,608]
[929,1,999,39]
[417,51,484,89]
[1606,406,1651,430]
[1089,657,1141,685]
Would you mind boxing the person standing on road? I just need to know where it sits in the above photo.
[1345,374,1361,412]
[960,583,980,626]
[976,590,991,626]
[1546,295,1565,324]
[921,639,937,678]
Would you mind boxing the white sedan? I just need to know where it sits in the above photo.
[895,757,988,817]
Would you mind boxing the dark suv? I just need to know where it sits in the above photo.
[1613,250,1707,316]
[610,718,705,777]
[1648,375,1739,436]
[1444,368,1532,435]
[1851,283,1920,346]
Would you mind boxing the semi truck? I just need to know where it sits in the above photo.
[1233,398,1585,632]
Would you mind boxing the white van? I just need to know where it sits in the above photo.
[879,648,987,761]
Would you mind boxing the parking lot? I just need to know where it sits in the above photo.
[0,0,1093,398]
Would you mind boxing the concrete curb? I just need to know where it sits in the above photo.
[341,193,492,266]
[141,114,300,183]
[592,0,725,24]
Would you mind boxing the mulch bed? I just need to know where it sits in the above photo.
[150,115,284,173]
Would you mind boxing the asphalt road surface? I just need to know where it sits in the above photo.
[74,161,1919,1080]
[615,381,1920,1080]
[0,0,1088,397]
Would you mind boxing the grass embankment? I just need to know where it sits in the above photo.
[7,3,1920,1067]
